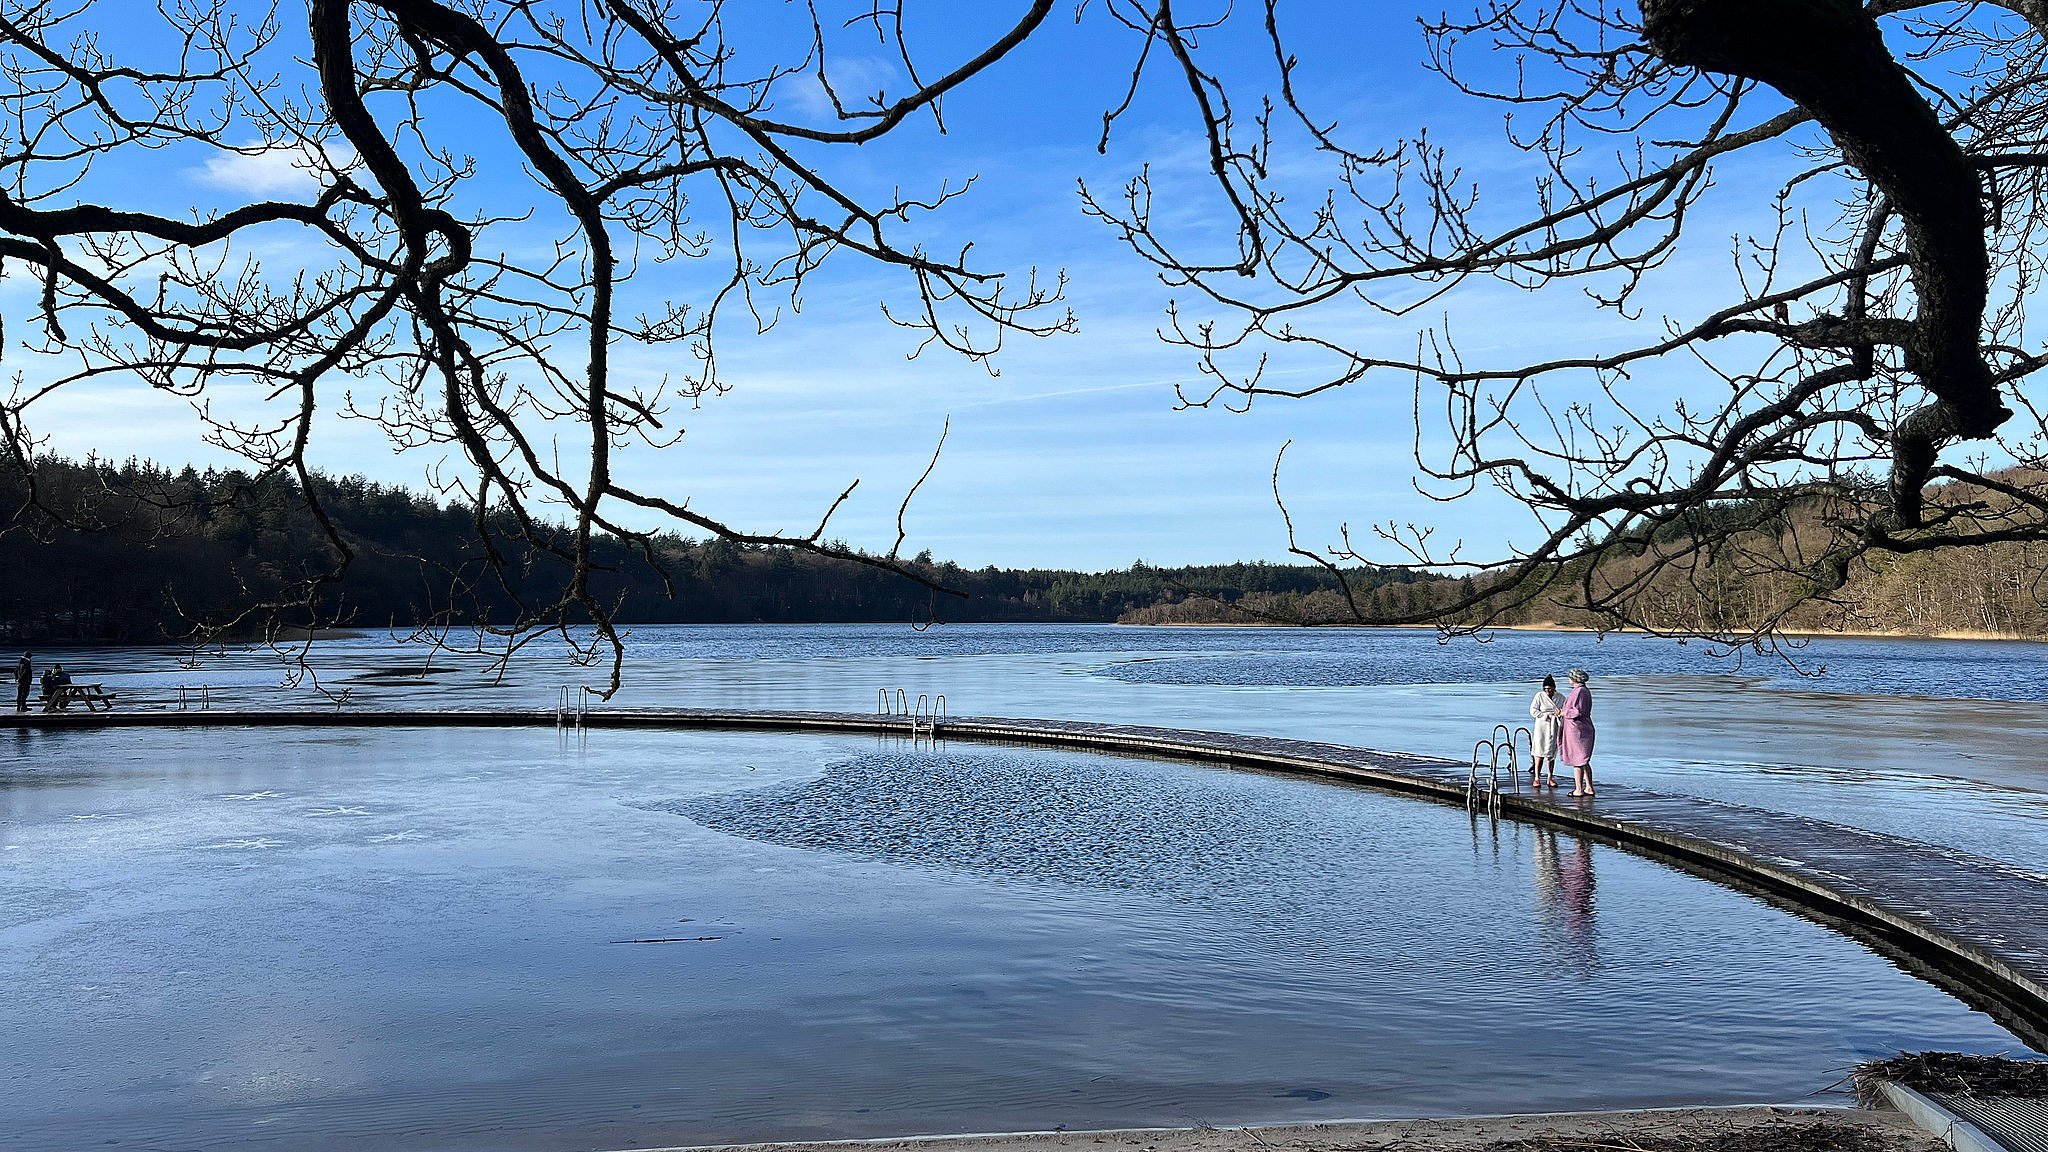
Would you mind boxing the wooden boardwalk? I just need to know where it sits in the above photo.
[13,704,2048,1047]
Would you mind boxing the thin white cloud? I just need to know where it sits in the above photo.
[782,55,907,120]
[191,142,355,198]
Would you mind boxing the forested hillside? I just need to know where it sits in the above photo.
[1130,473,2048,639]
[0,456,1414,642]
[11,456,2038,643]
[1477,479,2048,639]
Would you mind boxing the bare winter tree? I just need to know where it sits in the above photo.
[16,0,2044,671]
[1086,0,2048,645]
[0,0,1069,691]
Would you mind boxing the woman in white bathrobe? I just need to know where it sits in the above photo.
[1528,675,1562,789]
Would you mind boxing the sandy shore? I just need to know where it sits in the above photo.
[626,1105,1936,1152]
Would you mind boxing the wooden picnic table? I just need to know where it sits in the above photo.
[44,683,116,712]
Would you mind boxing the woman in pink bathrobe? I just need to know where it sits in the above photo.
[1559,667,1596,796]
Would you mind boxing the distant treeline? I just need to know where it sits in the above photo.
[1121,472,2048,639]
[19,455,2031,643]
[0,455,1440,642]
[1477,478,2048,638]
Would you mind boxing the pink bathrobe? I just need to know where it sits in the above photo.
[1559,685,1595,767]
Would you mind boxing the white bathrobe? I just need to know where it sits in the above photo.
[1528,690,1562,758]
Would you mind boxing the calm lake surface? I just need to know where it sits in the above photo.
[6,625,2048,1149]
[31,624,2048,868]
[0,726,2035,1151]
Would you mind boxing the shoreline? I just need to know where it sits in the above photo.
[11,621,2048,645]
[620,1106,1933,1152]
[1492,622,2046,643]
[1116,619,2048,642]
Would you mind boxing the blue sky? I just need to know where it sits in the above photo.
[6,2,1851,570]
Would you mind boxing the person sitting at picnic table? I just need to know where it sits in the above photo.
[40,665,73,710]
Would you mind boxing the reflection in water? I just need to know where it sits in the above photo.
[1534,829,1601,977]
[1,727,2038,1151]
[1469,808,1504,864]
[1466,816,1601,976]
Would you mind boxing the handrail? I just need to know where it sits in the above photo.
[1468,732,1515,816]
[876,684,946,729]
[877,688,946,735]
[555,685,590,729]
[913,693,944,736]
[1487,740,1505,816]
[1467,740,1492,815]
[1491,723,1518,796]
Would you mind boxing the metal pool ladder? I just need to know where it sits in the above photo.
[1467,724,1533,815]
[876,688,946,736]
[555,685,592,729]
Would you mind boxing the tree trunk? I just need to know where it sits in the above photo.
[1641,0,2007,525]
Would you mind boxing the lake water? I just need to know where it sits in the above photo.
[0,725,2035,1152]
[29,624,2048,870]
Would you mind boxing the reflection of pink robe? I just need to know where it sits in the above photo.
[1559,685,1595,766]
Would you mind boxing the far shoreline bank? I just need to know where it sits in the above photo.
[11,619,2048,650]
[622,1105,1932,1152]
[1114,619,2048,643]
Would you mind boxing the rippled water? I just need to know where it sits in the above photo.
[30,624,2048,871]
[0,726,2036,1151]
[49,620,2048,700]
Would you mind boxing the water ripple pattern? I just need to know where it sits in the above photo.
[2,726,2037,1151]
[680,749,1334,909]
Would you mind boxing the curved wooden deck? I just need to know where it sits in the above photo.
[13,705,2048,1048]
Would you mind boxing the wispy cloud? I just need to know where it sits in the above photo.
[191,142,355,198]
[780,55,908,121]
